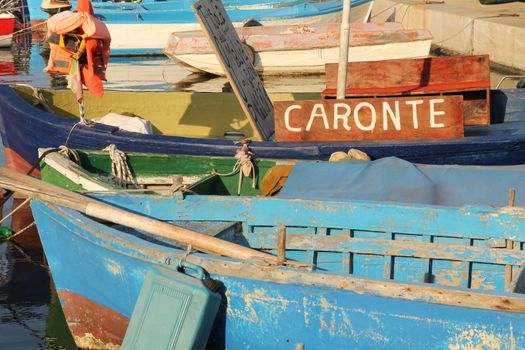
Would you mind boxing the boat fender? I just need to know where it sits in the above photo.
[243,19,262,27]
[329,148,371,162]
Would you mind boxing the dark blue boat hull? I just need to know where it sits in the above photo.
[1,85,525,172]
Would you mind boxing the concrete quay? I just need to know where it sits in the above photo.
[370,0,525,73]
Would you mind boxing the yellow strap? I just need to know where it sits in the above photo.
[71,34,88,60]
[58,33,88,59]
[58,34,65,48]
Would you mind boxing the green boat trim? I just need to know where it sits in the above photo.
[39,148,296,196]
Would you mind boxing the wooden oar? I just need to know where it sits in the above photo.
[0,167,278,264]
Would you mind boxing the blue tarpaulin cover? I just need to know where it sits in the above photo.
[280,157,525,206]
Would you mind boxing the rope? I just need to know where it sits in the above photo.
[102,144,137,188]
[4,19,47,37]
[57,145,80,164]
[0,197,30,225]
[179,244,194,267]
[6,221,36,241]
[212,142,256,195]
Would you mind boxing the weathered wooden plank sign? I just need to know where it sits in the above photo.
[274,95,464,142]
[322,55,490,126]
[193,0,274,141]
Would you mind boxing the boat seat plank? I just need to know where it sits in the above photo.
[243,229,524,291]
[244,233,525,266]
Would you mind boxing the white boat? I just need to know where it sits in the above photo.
[0,13,16,48]
[164,22,432,76]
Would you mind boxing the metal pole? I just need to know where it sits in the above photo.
[336,0,352,100]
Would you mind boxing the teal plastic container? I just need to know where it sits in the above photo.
[121,260,222,350]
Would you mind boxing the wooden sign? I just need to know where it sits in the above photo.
[322,55,490,126]
[193,0,274,141]
[274,95,464,142]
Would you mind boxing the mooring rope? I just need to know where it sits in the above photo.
[57,145,80,164]
[212,142,256,195]
[3,19,47,36]
[5,221,36,241]
[0,197,30,226]
[102,144,137,188]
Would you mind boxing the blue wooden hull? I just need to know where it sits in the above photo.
[93,0,347,23]
[1,85,525,174]
[27,0,341,19]
[30,194,525,349]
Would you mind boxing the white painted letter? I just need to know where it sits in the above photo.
[353,102,376,131]
[333,103,351,130]
[382,100,401,130]
[405,99,424,129]
[430,98,445,128]
[306,104,329,131]
[284,105,302,132]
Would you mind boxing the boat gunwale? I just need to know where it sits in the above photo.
[167,28,433,55]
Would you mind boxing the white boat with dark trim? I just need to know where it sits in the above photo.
[164,22,432,76]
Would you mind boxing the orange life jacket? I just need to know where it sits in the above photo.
[44,10,111,96]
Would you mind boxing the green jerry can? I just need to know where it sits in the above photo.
[121,259,222,350]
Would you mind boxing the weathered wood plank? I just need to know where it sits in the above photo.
[274,96,464,142]
[244,233,525,266]
[323,55,490,125]
[324,55,490,92]
[193,0,274,141]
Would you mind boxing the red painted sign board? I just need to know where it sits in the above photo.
[274,95,464,142]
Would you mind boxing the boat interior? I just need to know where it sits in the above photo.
[94,191,525,302]
[12,85,318,140]
[39,148,293,196]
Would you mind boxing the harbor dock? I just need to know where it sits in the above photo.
[371,0,525,72]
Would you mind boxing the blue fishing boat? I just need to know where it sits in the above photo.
[35,0,373,56]
[0,85,525,176]
[20,156,525,349]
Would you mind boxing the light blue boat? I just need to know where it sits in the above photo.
[30,0,373,55]
[29,158,525,349]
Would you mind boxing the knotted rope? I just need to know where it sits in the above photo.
[57,145,80,164]
[213,142,256,195]
[102,144,137,188]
